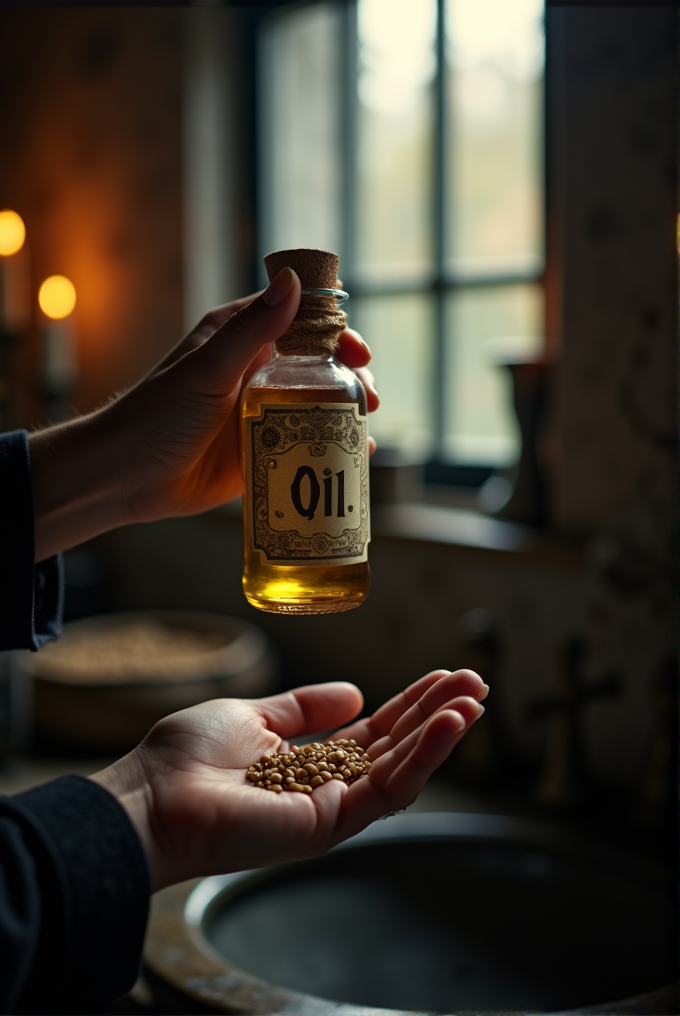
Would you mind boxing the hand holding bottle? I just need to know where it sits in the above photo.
[29,269,378,562]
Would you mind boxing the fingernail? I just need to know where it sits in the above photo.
[263,267,297,307]
[480,683,490,700]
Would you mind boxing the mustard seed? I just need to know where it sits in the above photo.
[246,740,372,794]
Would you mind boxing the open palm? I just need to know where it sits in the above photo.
[98,670,486,892]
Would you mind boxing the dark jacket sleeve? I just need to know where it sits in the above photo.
[0,430,64,652]
[0,433,150,1011]
[0,775,150,1014]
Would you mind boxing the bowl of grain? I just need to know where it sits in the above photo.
[17,611,277,752]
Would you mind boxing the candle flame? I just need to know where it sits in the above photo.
[39,275,77,319]
[0,210,26,256]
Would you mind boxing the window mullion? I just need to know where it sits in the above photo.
[341,0,358,283]
[433,0,448,460]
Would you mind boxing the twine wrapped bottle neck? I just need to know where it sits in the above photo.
[275,293,347,356]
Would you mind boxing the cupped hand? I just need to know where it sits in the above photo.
[90,669,486,893]
[109,268,379,524]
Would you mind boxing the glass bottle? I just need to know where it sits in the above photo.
[242,248,370,614]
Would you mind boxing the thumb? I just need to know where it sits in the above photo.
[181,267,301,394]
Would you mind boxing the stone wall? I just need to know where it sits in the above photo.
[548,7,676,535]
[0,7,184,423]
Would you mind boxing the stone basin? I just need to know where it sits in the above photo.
[144,812,675,1015]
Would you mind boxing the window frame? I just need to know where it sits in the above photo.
[256,0,547,488]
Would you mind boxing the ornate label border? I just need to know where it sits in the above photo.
[246,402,369,565]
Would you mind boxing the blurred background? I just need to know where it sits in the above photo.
[0,4,675,1006]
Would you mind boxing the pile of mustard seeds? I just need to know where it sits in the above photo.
[246,740,372,794]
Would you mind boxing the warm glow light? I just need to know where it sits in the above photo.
[39,275,77,319]
[0,210,26,256]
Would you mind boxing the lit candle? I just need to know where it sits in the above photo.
[38,275,78,410]
[0,210,30,333]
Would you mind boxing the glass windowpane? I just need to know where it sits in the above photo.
[446,0,544,274]
[259,4,342,264]
[258,2,546,471]
[351,294,434,457]
[356,0,436,280]
[444,284,543,464]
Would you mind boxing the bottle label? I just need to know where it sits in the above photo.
[246,402,370,566]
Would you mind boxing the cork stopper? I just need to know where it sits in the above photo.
[264,248,340,290]
[263,248,346,355]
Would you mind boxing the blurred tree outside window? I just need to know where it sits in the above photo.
[259,0,545,476]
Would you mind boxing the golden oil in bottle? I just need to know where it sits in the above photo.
[241,249,370,614]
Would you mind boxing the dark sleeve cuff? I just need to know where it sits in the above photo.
[0,430,64,651]
[1,775,151,1012]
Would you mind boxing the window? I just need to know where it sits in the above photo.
[259,0,545,481]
